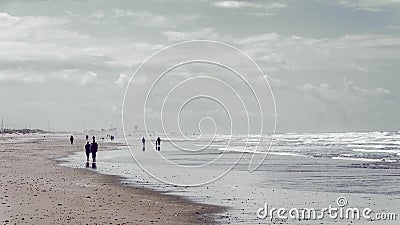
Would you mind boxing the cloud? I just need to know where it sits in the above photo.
[0,11,165,82]
[213,1,263,8]
[80,71,98,85]
[344,77,391,98]
[163,28,219,41]
[294,78,394,131]
[350,63,369,72]
[300,79,392,104]
[236,32,280,45]
[88,9,169,27]
[387,25,400,30]
[115,73,130,87]
[1,1,399,132]
[334,0,400,11]
[87,9,199,28]
[0,69,98,86]
[0,12,68,41]
[212,1,286,9]
[212,1,286,16]
[0,12,19,27]
[233,32,400,72]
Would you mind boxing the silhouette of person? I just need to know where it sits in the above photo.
[142,137,145,151]
[70,135,74,145]
[156,137,161,151]
[86,135,89,141]
[91,136,98,162]
[85,141,91,162]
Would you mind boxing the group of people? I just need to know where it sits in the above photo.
[85,136,98,162]
[69,135,98,168]
[69,134,162,168]
[106,134,115,141]
[141,136,161,151]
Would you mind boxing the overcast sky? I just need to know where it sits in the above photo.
[0,0,400,133]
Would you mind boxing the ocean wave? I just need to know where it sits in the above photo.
[217,147,310,157]
[352,149,400,154]
[332,156,397,163]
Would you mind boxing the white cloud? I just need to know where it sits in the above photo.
[114,10,169,27]
[350,63,369,72]
[0,12,67,41]
[88,9,169,27]
[0,11,165,75]
[89,9,198,28]
[335,0,400,11]
[163,28,219,41]
[234,32,400,72]
[0,69,98,86]
[236,32,280,45]
[344,77,391,97]
[213,1,263,8]
[246,12,275,17]
[212,1,286,16]
[0,12,19,27]
[80,71,98,86]
[387,25,400,30]
[212,1,286,9]
[115,73,130,87]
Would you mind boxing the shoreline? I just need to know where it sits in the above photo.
[0,135,225,224]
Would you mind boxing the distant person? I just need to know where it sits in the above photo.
[91,137,98,162]
[86,135,89,141]
[156,137,161,151]
[110,135,114,141]
[70,135,74,145]
[142,137,145,151]
[85,141,91,162]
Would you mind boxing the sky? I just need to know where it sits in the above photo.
[0,0,400,133]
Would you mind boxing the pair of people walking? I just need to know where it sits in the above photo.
[141,137,161,151]
[85,136,98,163]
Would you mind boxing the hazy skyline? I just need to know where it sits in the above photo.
[1,0,400,133]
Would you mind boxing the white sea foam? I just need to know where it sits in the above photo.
[217,147,309,157]
[347,144,391,149]
[332,156,397,163]
[352,149,400,154]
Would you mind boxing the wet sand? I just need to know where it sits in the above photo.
[0,135,223,224]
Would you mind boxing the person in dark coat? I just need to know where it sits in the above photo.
[70,135,74,144]
[156,137,161,151]
[85,141,91,162]
[91,136,98,162]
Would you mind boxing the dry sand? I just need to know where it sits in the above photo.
[0,135,223,224]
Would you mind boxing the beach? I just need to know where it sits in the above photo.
[0,135,222,224]
[1,132,399,224]
[63,131,400,224]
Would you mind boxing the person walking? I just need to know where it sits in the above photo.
[85,141,91,162]
[156,137,161,151]
[91,136,98,162]
[142,137,145,151]
[70,135,74,145]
